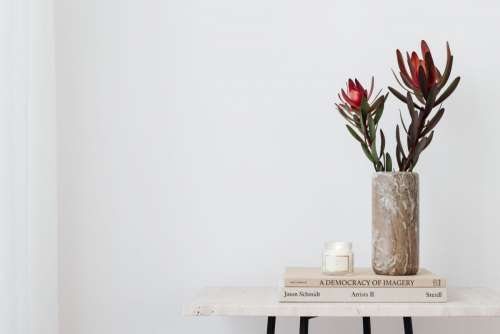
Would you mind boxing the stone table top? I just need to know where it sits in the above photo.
[183,287,500,317]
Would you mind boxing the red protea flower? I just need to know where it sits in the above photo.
[390,40,461,171]
[396,40,452,97]
[339,78,374,111]
[334,77,391,172]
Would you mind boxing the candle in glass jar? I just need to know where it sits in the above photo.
[322,241,353,275]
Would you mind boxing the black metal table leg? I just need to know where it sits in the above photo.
[266,316,276,334]
[299,317,310,334]
[362,317,371,334]
[266,315,414,334]
[403,317,413,334]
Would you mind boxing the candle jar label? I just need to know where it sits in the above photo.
[322,241,354,275]
[324,255,349,273]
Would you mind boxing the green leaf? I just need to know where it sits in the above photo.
[391,69,413,92]
[367,114,376,142]
[399,110,409,134]
[370,141,383,171]
[388,86,408,104]
[345,124,364,144]
[370,137,379,163]
[368,76,375,97]
[396,145,403,170]
[437,43,453,90]
[368,94,385,113]
[379,129,385,159]
[421,108,445,137]
[361,143,374,162]
[416,128,433,151]
[411,131,434,169]
[413,91,426,105]
[426,85,438,108]
[359,99,367,137]
[395,125,404,154]
[373,102,385,124]
[406,93,419,146]
[395,125,405,170]
[420,131,434,152]
[385,153,392,172]
[421,85,438,121]
[360,97,370,116]
[435,77,460,105]
[406,92,418,124]
[337,106,356,126]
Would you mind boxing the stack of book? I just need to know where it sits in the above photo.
[279,267,446,303]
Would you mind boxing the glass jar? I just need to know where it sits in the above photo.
[322,241,353,275]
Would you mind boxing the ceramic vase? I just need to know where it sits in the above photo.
[372,172,419,275]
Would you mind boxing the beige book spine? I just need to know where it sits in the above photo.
[284,277,446,288]
[279,287,447,303]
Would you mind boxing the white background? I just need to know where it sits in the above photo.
[55,0,500,333]
[1,0,58,333]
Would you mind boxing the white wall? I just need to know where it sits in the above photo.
[1,0,58,333]
[55,0,500,333]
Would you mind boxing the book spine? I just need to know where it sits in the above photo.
[279,287,447,303]
[284,278,446,288]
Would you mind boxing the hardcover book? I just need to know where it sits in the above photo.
[279,287,447,303]
[284,267,446,288]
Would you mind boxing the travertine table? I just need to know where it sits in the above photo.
[183,287,500,334]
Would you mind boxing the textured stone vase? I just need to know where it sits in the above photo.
[372,172,419,276]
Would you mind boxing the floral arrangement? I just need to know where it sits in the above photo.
[335,40,460,172]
